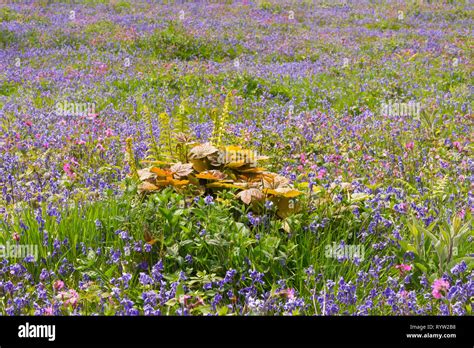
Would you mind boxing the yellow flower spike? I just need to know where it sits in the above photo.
[125,137,139,180]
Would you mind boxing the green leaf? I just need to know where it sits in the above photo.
[415,263,428,273]
[165,298,177,306]
[104,265,117,278]
[218,306,228,316]
[175,284,185,299]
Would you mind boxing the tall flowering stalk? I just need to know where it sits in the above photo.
[125,137,138,179]
[211,92,231,147]
[175,99,191,162]
[143,105,159,160]
[177,99,188,134]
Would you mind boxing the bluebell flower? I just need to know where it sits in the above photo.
[451,261,467,275]
[139,272,153,286]
[204,195,214,205]
[185,255,193,264]
[264,200,274,209]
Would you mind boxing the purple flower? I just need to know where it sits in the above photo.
[151,260,164,282]
[119,273,132,289]
[249,270,264,285]
[264,200,274,209]
[117,230,130,241]
[451,261,467,276]
[110,248,121,264]
[224,269,237,283]
[204,195,214,205]
[39,269,50,281]
[139,272,153,286]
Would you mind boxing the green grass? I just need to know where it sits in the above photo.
[135,22,245,62]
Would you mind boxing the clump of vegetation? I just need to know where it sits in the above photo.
[135,96,304,218]
[136,22,244,62]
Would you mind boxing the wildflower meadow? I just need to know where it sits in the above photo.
[0,0,472,320]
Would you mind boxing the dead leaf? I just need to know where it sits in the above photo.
[137,168,156,181]
[170,162,194,178]
[263,174,290,189]
[191,158,209,173]
[207,182,246,189]
[237,167,266,173]
[195,170,226,180]
[138,181,159,192]
[236,188,264,205]
[189,143,218,159]
[144,227,159,245]
[265,187,304,198]
[150,167,173,178]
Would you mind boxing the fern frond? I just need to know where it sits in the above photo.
[432,175,448,198]
[159,112,173,159]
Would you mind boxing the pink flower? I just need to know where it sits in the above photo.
[300,153,306,164]
[285,288,295,300]
[44,307,53,316]
[453,141,463,152]
[105,128,114,137]
[59,289,79,308]
[277,288,296,300]
[395,264,412,273]
[65,291,79,307]
[12,233,20,242]
[399,290,409,299]
[95,63,108,75]
[398,202,408,213]
[405,141,414,151]
[432,278,450,299]
[316,168,326,179]
[63,163,75,179]
[53,280,64,291]
[179,294,192,306]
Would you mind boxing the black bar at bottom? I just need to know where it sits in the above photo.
[0,316,471,346]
